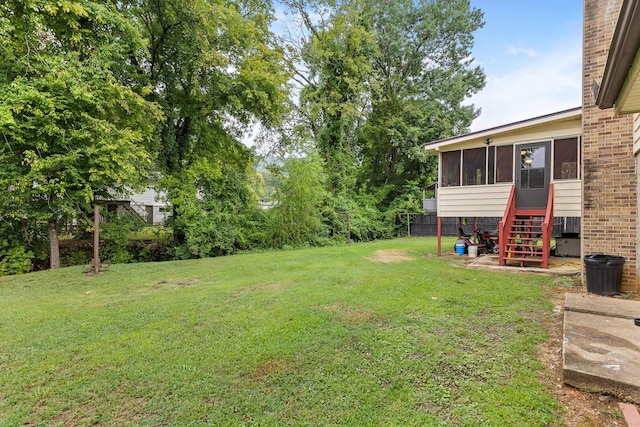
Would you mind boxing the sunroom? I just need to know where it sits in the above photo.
[424,107,582,267]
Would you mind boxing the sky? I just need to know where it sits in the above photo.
[467,0,583,131]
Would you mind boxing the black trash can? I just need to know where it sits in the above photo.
[584,254,625,296]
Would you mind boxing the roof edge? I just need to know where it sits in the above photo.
[596,0,640,109]
[425,107,582,149]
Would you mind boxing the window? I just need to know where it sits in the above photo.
[554,137,579,180]
[441,150,460,187]
[496,145,513,183]
[463,148,486,185]
[520,145,547,189]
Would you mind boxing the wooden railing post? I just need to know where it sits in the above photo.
[542,184,554,269]
[499,185,516,266]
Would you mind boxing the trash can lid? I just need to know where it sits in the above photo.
[584,254,625,266]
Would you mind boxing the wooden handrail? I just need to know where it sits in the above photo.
[542,183,554,268]
[498,185,516,266]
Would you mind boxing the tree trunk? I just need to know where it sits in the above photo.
[49,220,60,269]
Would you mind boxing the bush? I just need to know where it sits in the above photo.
[262,154,328,248]
[0,246,34,276]
[101,211,145,264]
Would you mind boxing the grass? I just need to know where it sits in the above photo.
[0,237,564,426]
[129,226,172,241]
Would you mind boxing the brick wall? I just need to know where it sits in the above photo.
[582,0,638,292]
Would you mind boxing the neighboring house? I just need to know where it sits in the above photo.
[424,0,640,293]
[104,180,171,226]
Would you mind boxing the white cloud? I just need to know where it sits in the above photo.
[507,46,539,57]
[467,39,581,132]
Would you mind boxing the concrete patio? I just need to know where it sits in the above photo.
[464,254,582,275]
[563,293,640,404]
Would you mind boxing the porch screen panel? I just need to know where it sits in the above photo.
[488,145,495,184]
[463,148,486,185]
[441,150,460,187]
[496,145,513,183]
[553,137,579,180]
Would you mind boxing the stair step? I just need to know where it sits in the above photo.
[503,257,544,264]
[514,209,547,216]
[507,251,544,256]
[499,196,552,269]
[509,237,542,240]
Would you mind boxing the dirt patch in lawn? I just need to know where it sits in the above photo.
[367,249,415,263]
[246,357,290,382]
[153,279,198,290]
[537,283,627,426]
[50,402,98,426]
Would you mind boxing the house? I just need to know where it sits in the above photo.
[424,0,639,293]
[425,108,582,268]
[104,180,171,226]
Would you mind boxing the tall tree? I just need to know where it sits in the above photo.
[289,0,376,196]
[289,0,485,210]
[359,0,485,204]
[0,1,161,269]
[263,153,328,248]
[121,0,290,247]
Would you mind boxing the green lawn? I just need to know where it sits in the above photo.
[0,237,565,426]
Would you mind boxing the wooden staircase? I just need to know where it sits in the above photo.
[503,211,547,267]
[121,204,146,222]
[498,184,554,268]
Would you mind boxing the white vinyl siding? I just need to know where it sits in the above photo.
[437,181,581,218]
[437,184,512,217]
[129,186,163,206]
[553,180,581,217]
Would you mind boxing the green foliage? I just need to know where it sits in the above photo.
[0,246,34,276]
[163,157,266,259]
[321,193,388,243]
[357,0,485,205]
[101,210,146,264]
[60,245,91,268]
[0,0,488,260]
[120,0,290,244]
[0,0,162,267]
[383,180,429,236]
[286,0,486,229]
[263,153,329,247]
[293,0,377,196]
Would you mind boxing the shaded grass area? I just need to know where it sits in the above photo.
[0,238,562,426]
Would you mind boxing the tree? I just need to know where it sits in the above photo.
[0,1,161,269]
[287,0,485,213]
[162,157,265,258]
[358,0,485,205]
[120,0,291,247]
[288,0,376,197]
[263,153,328,248]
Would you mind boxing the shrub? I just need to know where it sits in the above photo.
[0,246,34,276]
[101,210,145,264]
